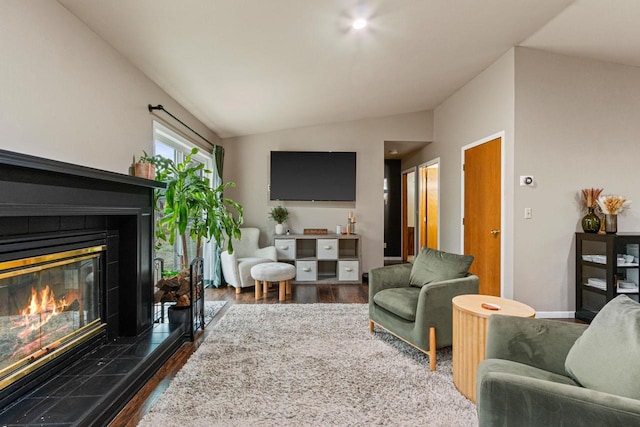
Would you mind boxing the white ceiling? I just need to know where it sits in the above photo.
[57,0,640,138]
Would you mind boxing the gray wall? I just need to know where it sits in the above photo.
[6,2,639,315]
[401,47,640,315]
[405,48,516,299]
[513,47,640,313]
[222,111,434,273]
[0,1,219,174]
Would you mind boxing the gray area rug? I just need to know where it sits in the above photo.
[139,304,477,426]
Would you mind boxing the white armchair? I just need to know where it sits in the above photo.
[220,227,277,293]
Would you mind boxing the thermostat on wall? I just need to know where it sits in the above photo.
[519,176,534,186]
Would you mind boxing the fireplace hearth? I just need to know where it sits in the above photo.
[0,149,184,425]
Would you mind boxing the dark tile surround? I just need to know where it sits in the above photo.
[0,323,182,426]
[0,149,180,426]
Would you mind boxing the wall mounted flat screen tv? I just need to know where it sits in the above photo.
[270,151,356,201]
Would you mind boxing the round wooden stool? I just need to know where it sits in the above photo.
[251,262,296,301]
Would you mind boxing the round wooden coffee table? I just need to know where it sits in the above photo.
[452,294,535,403]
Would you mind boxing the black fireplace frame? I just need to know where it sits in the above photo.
[0,149,166,408]
[0,149,164,339]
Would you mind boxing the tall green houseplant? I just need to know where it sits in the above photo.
[147,148,243,269]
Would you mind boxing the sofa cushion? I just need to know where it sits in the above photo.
[373,287,421,321]
[565,295,640,400]
[409,247,474,287]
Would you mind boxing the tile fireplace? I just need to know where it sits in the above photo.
[0,149,182,425]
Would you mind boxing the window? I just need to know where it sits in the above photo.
[152,121,212,271]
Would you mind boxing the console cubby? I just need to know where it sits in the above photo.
[275,234,361,284]
[296,239,316,259]
[338,239,359,259]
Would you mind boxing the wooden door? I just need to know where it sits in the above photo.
[419,167,427,248]
[464,137,501,296]
[426,164,439,249]
[419,163,439,249]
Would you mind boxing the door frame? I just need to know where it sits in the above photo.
[417,158,440,250]
[460,131,506,296]
[402,167,418,261]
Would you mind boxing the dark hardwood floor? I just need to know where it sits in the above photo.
[109,283,369,426]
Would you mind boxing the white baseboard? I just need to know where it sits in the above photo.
[535,311,575,319]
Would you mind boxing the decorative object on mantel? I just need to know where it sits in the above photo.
[132,151,156,180]
[580,188,603,233]
[269,205,288,235]
[303,228,328,235]
[597,194,631,234]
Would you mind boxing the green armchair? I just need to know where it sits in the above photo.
[477,301,640,426]
[368,248,479,371]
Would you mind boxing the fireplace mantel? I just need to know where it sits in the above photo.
[0,149,164,216]
[0,148,165,338]
[0,148,163,190]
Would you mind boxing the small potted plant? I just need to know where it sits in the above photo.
[269,205,289,235]
[132,151,155,180]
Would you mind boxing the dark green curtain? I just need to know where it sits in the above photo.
[205,145,224,287]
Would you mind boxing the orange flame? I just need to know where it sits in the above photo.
[15,286,68,339]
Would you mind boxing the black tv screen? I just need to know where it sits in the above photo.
[270,151,356,201]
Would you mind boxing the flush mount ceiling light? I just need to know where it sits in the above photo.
[352,18,367,30]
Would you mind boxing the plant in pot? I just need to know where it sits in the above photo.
[132,151,156,180]
[597,194,631,234]
[145,148,243,317]
[269,205,288,235]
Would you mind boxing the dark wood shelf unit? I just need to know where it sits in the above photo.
[576,232,640,323]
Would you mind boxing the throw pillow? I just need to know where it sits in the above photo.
[565,295,640,399]
[409,247,474,287]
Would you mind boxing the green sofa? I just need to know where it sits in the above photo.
[477,296,640,426]
[369,248,479,371]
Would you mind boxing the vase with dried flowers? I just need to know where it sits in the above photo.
[580,188,603,233]
[597,194,632,234]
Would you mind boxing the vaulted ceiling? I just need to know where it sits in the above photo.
[58,0,640,138]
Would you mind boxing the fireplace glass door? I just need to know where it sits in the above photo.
[0,246,104,381]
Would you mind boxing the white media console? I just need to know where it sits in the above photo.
[274,234,361,284]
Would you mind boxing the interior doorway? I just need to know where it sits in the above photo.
[384,140,431,265]
[402,168,417,262]
[462,135,503,296]
[418,159,440,250]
